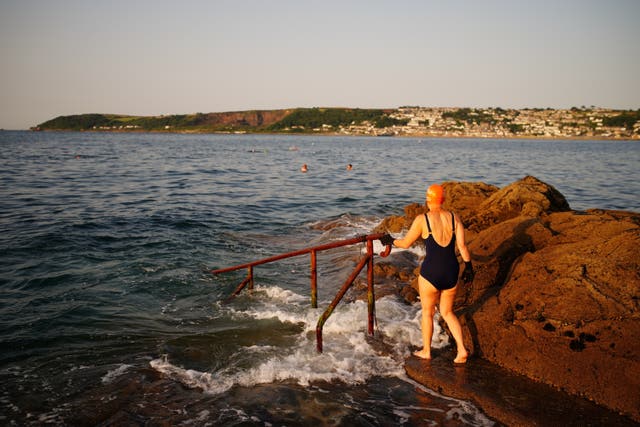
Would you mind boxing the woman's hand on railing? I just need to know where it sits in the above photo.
[379,234,394,246]
[379,234,393,257]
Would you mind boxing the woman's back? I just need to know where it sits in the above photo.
[423,209,454,246]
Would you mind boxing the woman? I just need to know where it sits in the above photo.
[380,184,474,363]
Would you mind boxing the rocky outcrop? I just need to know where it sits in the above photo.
[198,109,293,128]
[375,176,640,421]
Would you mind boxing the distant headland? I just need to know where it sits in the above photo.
[32,107,640,139]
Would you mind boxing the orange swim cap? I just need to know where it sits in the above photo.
[426,184,444,204]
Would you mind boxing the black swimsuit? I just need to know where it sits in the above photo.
[419,212,459,291]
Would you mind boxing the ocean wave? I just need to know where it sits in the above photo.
[151,288,448,395]
[101,364,133,384]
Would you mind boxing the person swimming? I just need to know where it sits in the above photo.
[300,164,308,172]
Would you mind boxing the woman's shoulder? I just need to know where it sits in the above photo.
[412,212,428,227]
[452,211,465,229]
[413,212,427,222]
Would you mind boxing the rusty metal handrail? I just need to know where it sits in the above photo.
[210,233,391,352]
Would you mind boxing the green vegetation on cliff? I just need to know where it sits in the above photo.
[602,110,640,129]
[41,114,120,130]
[441,108,497,125]
[266,108,407,131]
[38,113,210,131]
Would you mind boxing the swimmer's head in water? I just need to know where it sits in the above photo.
[426,184,444,204]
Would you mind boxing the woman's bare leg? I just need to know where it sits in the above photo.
[414,276,439,359]
[439,286,468,363]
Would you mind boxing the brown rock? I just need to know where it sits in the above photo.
[350,251,421,303]
[374,180,499,235]
[376,176,640,421]
[441,181,499,225]
[199,109,292,128]
[466,175,571,232]
[466,210,640,420]
[374,203,427,234]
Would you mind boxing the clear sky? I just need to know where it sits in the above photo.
[1,0,639,129]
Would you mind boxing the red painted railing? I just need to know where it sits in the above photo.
[210,233,391,352]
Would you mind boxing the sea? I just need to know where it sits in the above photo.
[0,131,638,426]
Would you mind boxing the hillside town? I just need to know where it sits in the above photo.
[339,107,640,139]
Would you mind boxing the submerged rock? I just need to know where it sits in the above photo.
[375,176,640,422]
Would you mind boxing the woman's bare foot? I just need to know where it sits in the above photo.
[413,349,431,360]
[453,350,468,364]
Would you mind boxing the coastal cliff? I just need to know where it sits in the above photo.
[33,107,640,139]
[373,176,640,423]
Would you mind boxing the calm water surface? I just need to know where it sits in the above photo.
[0,131,637,425]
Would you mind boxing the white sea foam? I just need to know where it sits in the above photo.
[256,284,308,304]
[151,285,450,395]
[341,215,381,231]
[306,214,426,259]
[101,364,133,384]
[306,214,381,233]
[401,376,496,426]
[370,237,425,258]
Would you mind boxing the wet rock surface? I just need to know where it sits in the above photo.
[375,176,640,423]
[405,349,638,427]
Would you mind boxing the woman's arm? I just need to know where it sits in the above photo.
[392,215,424,249]
[455,213,471,262]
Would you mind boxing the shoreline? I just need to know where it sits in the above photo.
[30,107,640,140]
[21,128,639,141]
